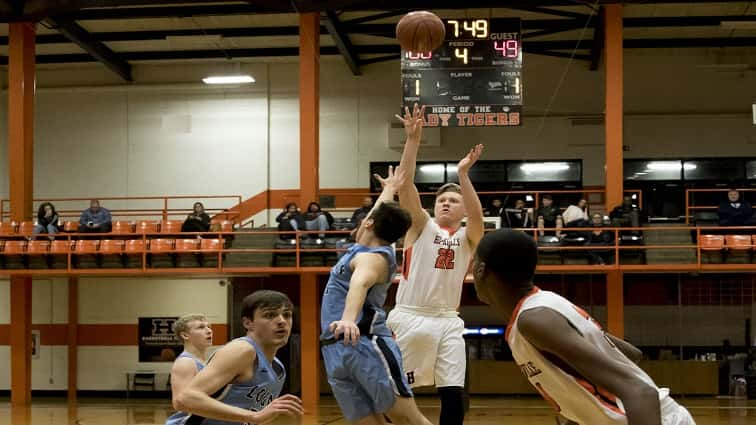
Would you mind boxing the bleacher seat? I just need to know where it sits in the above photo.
[700,234,725,264]
[74,240,99,268]
[27,240,51,269]
[112,221,133,234]
[99,240,125,268]
[725,235,752,264]
[136,221,159,235]
[149,238,175,268]
[27,240,50,254]
[161,220,182,234]
[175,238,201,268]
[200,238,223,267]
[124,239,146,268]
[18,221,35,237]
[4,240,26,254]
[0,222,16,235]
[50,240,72,254]
[63,221,79,233]
[537,235,563,265]
[211,219,233,233]
[3,240,26,269]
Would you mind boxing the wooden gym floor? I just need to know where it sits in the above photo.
[3,396,756,424]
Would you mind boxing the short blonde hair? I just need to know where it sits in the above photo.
[173,314,207,341]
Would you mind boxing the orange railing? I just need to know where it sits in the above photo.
[0,195,243,223]
[0,225,754,276]
[685,188,756,224]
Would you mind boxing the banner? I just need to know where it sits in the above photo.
[138,317,182,362]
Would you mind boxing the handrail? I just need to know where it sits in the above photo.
[685,188,756,224]
[0,194,242,223]
[0,225,754,275]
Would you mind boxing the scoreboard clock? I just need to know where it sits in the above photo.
[401,18,522,127]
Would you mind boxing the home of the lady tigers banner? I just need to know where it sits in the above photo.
[138,317,182,362]
[421,105,521,127]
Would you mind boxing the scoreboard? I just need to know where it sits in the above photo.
[401,18,522,127]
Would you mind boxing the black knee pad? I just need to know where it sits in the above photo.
[439,386,466,425]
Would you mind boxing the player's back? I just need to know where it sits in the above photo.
[184,337,285,425]
[508,289,659,425]
[320,243,397,340]
[166,352,205,425]
[397,219,471,311]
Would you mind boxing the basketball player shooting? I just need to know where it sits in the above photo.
[387,103,485,425]
[472,229,696,425]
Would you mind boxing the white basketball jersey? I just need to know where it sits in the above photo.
[397,219,471,311]
[508,288,661,425]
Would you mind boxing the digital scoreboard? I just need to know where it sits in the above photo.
[401,18,522,127]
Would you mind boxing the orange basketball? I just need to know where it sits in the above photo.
[396,11,446,53]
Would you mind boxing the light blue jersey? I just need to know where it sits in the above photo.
[172,337,286,425]
[320,243,413,422]
[165,351,206,425]
[320,243,397,341]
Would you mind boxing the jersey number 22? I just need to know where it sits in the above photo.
[434,248,456,269]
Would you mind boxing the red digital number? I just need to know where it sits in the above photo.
[493,40,519,58]
[406,51,433,60]
[434,248,456,269]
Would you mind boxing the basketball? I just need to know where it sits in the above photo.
[396,11,446,53]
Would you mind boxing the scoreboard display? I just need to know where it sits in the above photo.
[401,18,522,127]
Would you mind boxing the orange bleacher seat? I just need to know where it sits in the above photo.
[125,239,146,253]
[136,220,159,234]
[27,240,50,254]
[700,235,725,250]
[75,240,99,254]
[211,219,233,233]
[112,221,133,234]
[18,221,35,236]
[200,238,222,252]
[176,238,200,251]
[726,235,752,251]
[161,220,182,234]
[150,238,174,253]
[753,235,756,250]
[63,221,79,232]
[3,240,26,254]
[50,240,72,254]
[0,222,16,235]
[100,240,124,254]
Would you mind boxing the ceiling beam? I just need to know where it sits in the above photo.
[45,17,133,81]
[503,5,591,20]
[322,10,361,75]
[0,36,751,65]
[589,6,604,71]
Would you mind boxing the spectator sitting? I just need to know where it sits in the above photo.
[610,195,642,236]
[586,213,614,265]
[78,200,112,233]
[33,202,60,239]
[303,201,334,238]
[276,203,304,239]
[505,199,533,228]
[181,202,211,232]
[535,195,560,228]
[562,198,590,227]
[350,196,374,227]
[484,198,504,218]
[718,189,754,227]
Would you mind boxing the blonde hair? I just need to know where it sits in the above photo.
[173,314,208,341]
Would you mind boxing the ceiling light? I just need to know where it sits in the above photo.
[419,164,445,173]
[202,75,255,84]
[646,161,681,171]
[520,162,570,173]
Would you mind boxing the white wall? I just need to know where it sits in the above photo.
[0,277,228,390]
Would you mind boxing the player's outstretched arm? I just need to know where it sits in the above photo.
[170,357,200,410]
[395,103,429,245]
[606,333,644,364]
[176,340,302,423]
[355,165,407,241]
[518,308,661,425]
[330,252,389,346]
[457,144,485,249]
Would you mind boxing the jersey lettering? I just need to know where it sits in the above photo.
[434,247,456,269]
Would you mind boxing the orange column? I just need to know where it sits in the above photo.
[68,277,79,401]
[604,5,624,337]
[299,12,320,415]
[8,22,36,407]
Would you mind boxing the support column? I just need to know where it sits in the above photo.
[8,22,36,407]
[298,12,320,416]
[604,5,624,338]
[68,277,79,401]
[299,273,320,415]
[604,4,623,213]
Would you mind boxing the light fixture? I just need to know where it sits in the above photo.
[419,164,445,173]
[646,161,681,171]
[520,162,570,173]
[202,75,255,84]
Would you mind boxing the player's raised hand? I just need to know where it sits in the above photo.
[457,144,484,175]
[250,394,303,425]
[395,103,425,142]
[329,320,360,346]
[373,165,408,193]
